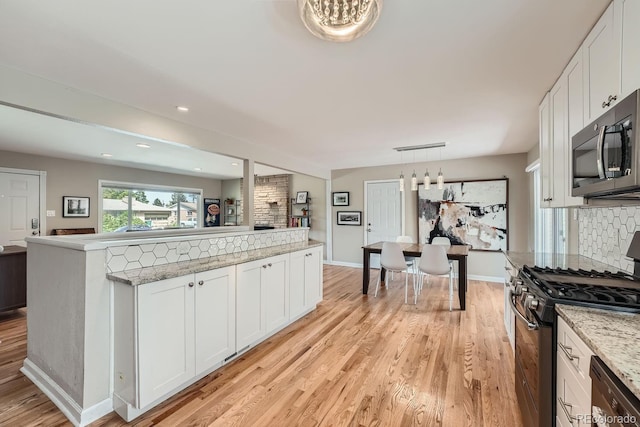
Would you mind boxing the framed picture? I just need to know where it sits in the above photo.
[62,196,90,218]
[337,211,361,226]
[332,191,350,206]
[417,178,508,251]
[296,191,308,204]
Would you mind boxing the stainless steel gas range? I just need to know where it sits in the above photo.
[510,247,640,427]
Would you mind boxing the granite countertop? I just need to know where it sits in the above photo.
[556,304,640,401]
[503,251,623,273]
[108,240,324,286]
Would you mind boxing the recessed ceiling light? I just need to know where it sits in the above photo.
[231,162,239,166]
[176,106,189,112]
[101,153,113,158]
[136,143,151,149]
[194,167,202,171]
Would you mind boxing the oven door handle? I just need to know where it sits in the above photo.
[509,291,539,330]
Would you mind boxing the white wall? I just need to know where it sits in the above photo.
[330,153,530,279]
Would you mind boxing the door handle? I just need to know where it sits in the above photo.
[32,231,39,236]
[367,228,371,232]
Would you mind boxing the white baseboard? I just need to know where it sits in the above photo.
[21,358,113,427]
[324,260,363,268]
[468,274,503,283]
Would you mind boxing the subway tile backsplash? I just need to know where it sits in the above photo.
[106,228,308,273]
[579,206,638,273]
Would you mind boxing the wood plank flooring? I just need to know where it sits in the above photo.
[0,265,522,426]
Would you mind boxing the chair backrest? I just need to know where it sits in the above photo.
[381,242,409,271]
[418,244,450,275]
[432,236,451,247]
[396,235,413,244]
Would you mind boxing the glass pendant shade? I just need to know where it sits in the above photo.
[437,169,444,190]
[411,170,418,191]
[424,170,430,190]
[399,172,405,192]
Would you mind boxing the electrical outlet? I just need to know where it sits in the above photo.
[46,210,55,217]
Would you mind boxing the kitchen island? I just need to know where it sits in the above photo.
[22,227,322,426]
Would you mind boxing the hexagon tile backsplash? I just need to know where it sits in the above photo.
[579,206,638,273]
[106,229,308,273]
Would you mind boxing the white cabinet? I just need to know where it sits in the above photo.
[539,93,553,207]
[502,259,516,353]
[290,246,323,320]
[550,78,568,208]
[619,0,640,98]
[555,316,594,427]
[137,276,195,408]
[583,1,620,124]
[194,267,236,375]
[114,266,236,417]
[236,253,289,351]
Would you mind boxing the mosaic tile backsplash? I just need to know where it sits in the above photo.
[106,228,308,273]
[579,206,639,273]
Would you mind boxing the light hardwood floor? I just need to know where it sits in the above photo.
[0,265,522,426]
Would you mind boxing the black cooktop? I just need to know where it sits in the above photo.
[522,266,640,310]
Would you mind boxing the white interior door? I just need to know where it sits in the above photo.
[364,181,403,269]
[0,171,41,246]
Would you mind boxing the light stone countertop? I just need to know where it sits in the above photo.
[556,304,640,400]
[108,240,324,286]
[503,251,623,273]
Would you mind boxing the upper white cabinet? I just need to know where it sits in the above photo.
[583,1,620,124]
[539,93,553,207]
[618,0,640,97]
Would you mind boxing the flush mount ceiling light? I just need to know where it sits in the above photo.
[297,0,383,42]
[136,143,151,149]
[101,153,113,158]
[176,106,189,112]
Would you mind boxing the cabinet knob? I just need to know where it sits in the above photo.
[608,94,617,102]
[198,280,204,286]
[268,263,272,267]
[262,264,268,269]
[188,282,194,288]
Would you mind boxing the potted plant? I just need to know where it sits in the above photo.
[301,207,308,217]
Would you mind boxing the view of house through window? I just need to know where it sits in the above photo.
[100,182,202,232]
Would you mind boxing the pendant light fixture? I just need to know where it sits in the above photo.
[394,142,447,192]
[411,170,418,191]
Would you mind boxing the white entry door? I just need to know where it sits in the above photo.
[0,171,41,246]
[364,181,403,268]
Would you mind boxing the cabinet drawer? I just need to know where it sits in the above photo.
[556,349,591,426]
[557,316,594,388]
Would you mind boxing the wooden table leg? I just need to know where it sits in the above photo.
[363,248,370,294]
[458,257,467,310]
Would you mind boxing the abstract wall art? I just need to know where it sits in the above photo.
[417,178,508,251]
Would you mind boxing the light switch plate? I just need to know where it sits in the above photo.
[46,210,55,217]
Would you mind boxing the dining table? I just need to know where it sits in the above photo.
[361,241,470,310]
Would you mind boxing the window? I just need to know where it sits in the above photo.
[530,164,567,254]
[99,181,202,233]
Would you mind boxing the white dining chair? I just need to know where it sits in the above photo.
[395,235,417,282]
[375,242,415,304]
[417,244,454,310]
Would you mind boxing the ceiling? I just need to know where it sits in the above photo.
[0,0,611,176]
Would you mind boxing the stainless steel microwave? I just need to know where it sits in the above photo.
[571,89,639,198]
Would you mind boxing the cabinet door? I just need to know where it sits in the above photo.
[289,250,307,319]
[304,247,323,307]
[264,254,289,334]
[619,0,640,98]
[194,266,236,375]
[583,1,620,123]
[236,259,265,351]
[550,78,567,208]
[138,276,195,408]
[539,92,552,207]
